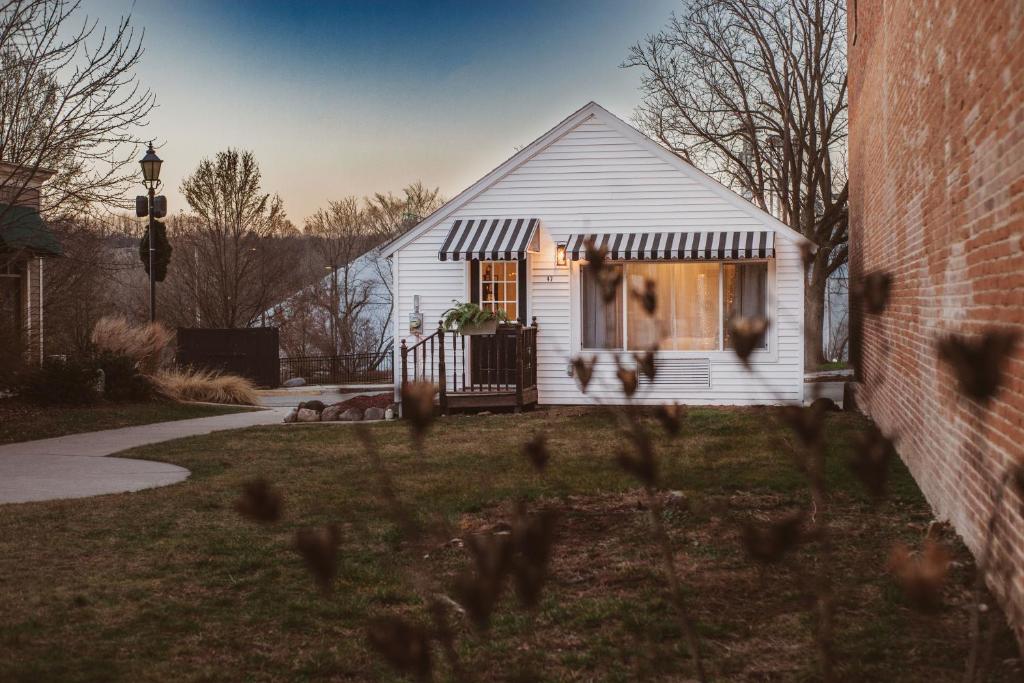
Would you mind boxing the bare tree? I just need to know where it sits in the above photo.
[267,183,443,358]
[364,182,443,348]
[304,197,378,355]
[0,0,155,219]
[624,0,848,369]
[171,149,304,328]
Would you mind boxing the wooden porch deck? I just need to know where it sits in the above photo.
[401,320,539,414]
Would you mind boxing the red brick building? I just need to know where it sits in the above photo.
[848,0,1024,637]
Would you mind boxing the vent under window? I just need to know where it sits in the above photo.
[637,357,711,389]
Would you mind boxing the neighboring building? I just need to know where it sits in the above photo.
[385,102,809,409]
[268,244,392,357]
[0,162,60,365]
[848,1,1024,638]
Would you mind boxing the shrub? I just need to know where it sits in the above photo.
[96,353,153,402]
[152,368,258,405]
[0,331,25,392]
[91,317,173,375]
[19,357,100,406]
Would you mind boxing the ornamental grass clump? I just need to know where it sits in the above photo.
[90,316,173,375]
[152,368,259,405]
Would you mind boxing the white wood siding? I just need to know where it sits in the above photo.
[394,113,804,405]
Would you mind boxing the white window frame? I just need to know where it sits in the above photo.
[478,259,520,320]
[574,258,777,363]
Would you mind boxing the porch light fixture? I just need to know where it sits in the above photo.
[555,242,568,267]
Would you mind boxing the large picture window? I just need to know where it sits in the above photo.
[580,261,768,352]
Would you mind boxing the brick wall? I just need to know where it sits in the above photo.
[848,0,1024,637]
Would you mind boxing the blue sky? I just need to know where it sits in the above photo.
[91,0,679,221]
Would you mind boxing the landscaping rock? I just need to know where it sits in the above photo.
[321,404,344,421]
[384,407,395,420]
[283,408,298,423]
[283,377,306,388]
[364,406,385,421]
[298,400,326,413]
[296,408,320,423]
[339,408,363,422]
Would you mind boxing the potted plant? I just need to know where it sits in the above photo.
[441,301,507,335]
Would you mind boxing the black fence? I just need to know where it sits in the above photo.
[280,351,393,386]
[177,327,280,388]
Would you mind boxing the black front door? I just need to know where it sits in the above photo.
[470,259,527,387]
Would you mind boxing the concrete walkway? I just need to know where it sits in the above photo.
[0,407,290,505]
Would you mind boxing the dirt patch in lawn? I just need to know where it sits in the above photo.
[426,490,1021,681]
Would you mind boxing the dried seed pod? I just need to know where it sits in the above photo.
[615,358,639,397]
[293,525,341,592]
[584,237,608,273]
[741,511,805,564]
[799,240,816,271]
[727,316,769,366]
[402,381,436,443]
[635,347,657,382]
[856,271,893,315]
[616,429,656,486]
[632,277,657,314]
[778,401,828,449]
[366,615,433,681]
[887,540,951,611]
[234,478,283,523]
[452,531,513,629]
[936,330,1019,403]
[598,267,623,304]
[571,355,596,392]
[522,432,550,471]
[849,425,896,501]
[655,402,685,436]
[511,506,558,608]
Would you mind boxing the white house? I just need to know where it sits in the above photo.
[385,102,808,409]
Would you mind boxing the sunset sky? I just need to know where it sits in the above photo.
[91,0,678,223]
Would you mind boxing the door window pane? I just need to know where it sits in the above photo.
[723,262,768,350]
[479,260,519,320]
[580,263,623,348]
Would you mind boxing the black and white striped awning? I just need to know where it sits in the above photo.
[438,218,540,261]
[567,231,775,261]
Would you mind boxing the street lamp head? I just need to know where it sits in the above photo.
[139,141,162,185]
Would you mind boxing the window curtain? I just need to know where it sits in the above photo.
[580,263,622,348]
[626,263,719,351]
[724,262,768,349]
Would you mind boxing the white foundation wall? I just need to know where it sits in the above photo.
[393,114,805,405]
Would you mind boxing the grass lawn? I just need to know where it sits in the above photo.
[0,399,257,445]
[0,407,1018,681]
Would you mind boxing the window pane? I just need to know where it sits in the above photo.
[581,263,623,349]
[625,263,670,350]
[625,262,720,351]
[723,262,768,350]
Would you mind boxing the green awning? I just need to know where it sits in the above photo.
[0,203,62,256]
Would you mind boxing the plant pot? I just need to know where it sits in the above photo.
[461,320,499,336]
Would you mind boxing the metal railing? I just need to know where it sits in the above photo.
[280,351,393,386]
[400,319,538,413]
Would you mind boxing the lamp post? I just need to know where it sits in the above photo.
[138,143,164,322]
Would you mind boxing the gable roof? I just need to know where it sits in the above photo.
[383,101,811,256]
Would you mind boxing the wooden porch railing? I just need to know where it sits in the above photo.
[400,318,538,414]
